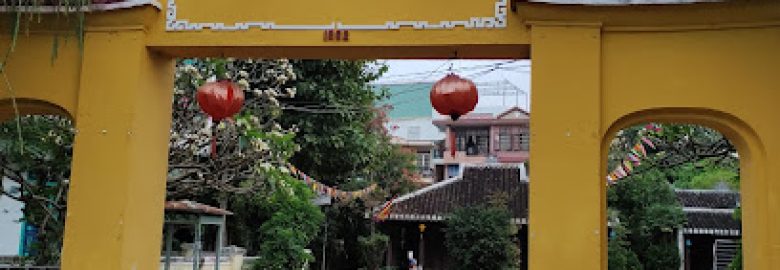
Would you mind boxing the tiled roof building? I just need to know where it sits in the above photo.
[386,165,528,223]
[676,189,741,236]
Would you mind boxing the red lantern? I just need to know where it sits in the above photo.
[196,80,245,122]
[196,80,244,159]
[430,74,478,121]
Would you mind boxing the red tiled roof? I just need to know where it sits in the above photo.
[165,200,233,216]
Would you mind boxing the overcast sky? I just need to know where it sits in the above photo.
[376,59,532,112]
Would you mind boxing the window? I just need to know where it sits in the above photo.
[416,152,432,177]
[499,127,512,151]
[498,126,529,151]
[454,128,490,155]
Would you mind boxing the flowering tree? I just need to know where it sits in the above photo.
[167,59,299,198]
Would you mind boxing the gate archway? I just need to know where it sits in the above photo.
[1,1,779,269]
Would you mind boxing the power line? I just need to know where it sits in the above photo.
[378,60,520,79]
[377,63,530,85]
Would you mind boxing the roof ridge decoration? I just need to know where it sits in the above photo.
[682,207,736,214]
[675,188,739,194]
[392,174,466,205]
[165,0,507,32]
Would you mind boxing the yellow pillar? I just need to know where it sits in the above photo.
[529,24,604,270]
[60,29,175,270]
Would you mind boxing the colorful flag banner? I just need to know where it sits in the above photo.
[606,124,663,185]
[622,160,633,173]
[633,143,647,157]
[287,164,378,200]
[641,137,656,150]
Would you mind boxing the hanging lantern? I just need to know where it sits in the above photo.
[196,80,245,122]
[430,73,478,121]
[196,80,245,159]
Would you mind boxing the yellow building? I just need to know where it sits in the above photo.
[1,0,779,269]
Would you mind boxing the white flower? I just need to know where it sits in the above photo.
[251,139,269,152]
[258,162,272,171]
[237,79,250,90]
[285,87,296,97]
[238,71,249,78]
[269,97,280,107]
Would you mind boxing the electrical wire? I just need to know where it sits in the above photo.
[377,63,529,85]
[378,60,519,79]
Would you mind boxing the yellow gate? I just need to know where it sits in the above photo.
[0,1,778,269]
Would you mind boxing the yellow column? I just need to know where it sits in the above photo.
[60,29,175,270]
[529,24,604,270]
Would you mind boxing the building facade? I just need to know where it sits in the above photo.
[432,107,530,181]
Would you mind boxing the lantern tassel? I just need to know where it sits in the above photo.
[211,120,218,159]
[449,126,456,157]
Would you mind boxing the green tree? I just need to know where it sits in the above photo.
[444,203,518,270]
[608,169,686,270]
[358,232,390,270]
[608,214,643,270]
[251,171,324,270]
[608,123,742,269]
[170,59,331,267]
[0,115,73,265]
[608,124,737,183]
[281,60,389,184]
[168,58,298,198]
[279,60,417,269]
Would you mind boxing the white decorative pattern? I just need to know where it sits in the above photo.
[165,0,507,32]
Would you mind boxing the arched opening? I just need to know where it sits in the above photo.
[0,104,74,266]
[604,108,763,270]
[0,98,72,124]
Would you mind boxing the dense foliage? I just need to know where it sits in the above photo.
[279,60,385,181]
[280,60,417,269]
[357,232,390,270]
[608,220,643,270]
[444,203,519,270]
[0,115,73,265]
[170,59,328,268]
[607,169,686,270]
[250,172,324,270]
[608,124,738,189]
[607,123,741,269]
